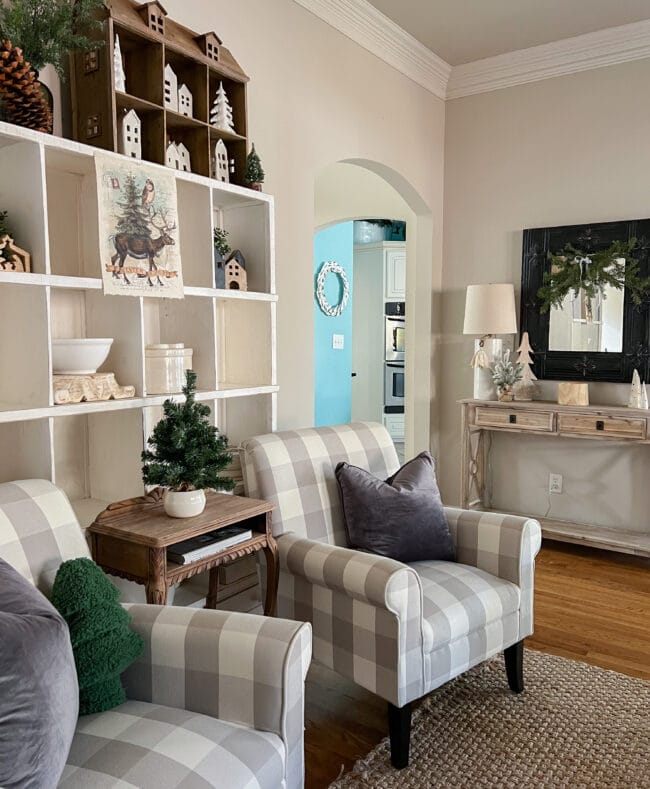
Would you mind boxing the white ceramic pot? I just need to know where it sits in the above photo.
[52,338,113,374]
[164,489,206,518]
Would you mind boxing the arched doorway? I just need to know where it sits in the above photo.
[314,161,435,458]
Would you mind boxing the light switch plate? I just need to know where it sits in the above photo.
[332,334,344,350]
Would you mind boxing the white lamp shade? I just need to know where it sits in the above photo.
[463,283,517,335]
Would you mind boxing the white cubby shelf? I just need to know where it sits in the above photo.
[0,121,276,525]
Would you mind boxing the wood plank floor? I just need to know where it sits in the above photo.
[304,541,650,789]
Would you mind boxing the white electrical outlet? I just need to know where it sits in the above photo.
[332,334,344,350]
[549,473,563,494]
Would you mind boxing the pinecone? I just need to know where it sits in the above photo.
[0,40,52,134]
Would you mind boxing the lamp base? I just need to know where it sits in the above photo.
[472,337,502,400]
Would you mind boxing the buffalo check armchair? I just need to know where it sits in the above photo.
[240,422,542,768]
[0,479,312,788]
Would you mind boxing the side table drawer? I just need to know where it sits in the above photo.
[558,413,646,440]
[475,407,555,432]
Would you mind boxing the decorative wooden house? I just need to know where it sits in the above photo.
[213,139,229,183]
[166,140,180,169]
[225,251,247,291]
[118,108,141,158]
[70,0,250,184]
[177,142,191,173]
[195,31,221,63]
[178,83,193,117]
[138,1,167,35]
[164,63,178,111]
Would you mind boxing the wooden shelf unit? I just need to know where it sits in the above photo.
[70,0,249,184]
[0,120,276,527]
[460,399,650,557]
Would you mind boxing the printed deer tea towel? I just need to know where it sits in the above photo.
[95,153,184,297]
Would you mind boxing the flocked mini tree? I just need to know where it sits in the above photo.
[244,143,265,189]
[210,81,235,132]
[142,370,234,492]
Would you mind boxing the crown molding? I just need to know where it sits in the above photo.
[292,0,451,100]
[447,19,650,99]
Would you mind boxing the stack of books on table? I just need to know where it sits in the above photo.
[167,524,253,565]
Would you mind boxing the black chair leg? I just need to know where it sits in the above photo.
[387,701,412,768]
[504,639,524,693]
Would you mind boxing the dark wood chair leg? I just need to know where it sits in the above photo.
[387,701,412,769]
[504,639,524,693]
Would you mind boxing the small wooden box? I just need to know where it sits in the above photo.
[558,382,589,406]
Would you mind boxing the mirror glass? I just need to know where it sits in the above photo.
[548,258,625,353]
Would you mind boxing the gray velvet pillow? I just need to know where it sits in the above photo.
[335,451,455,563]
[0,558,79,789]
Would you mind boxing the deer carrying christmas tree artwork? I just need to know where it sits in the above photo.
[95,155,184,298]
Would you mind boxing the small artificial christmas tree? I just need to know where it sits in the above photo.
[142,369,234,493]
[491,349,522,402]
[116,174,150,237]
[51,557,144,715]
[244,143,265,190]
[513,331,538,401]
[210,81,235,132]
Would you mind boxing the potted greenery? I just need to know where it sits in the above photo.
[491,350,523,402]
[244,143,264,191]
[142,370,234,518]
[213,227,230,288]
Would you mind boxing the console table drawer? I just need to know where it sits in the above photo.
[558,414,647,440]
[475,407,555,432]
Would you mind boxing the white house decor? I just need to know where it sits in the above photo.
[166,141,180,169]
[118,109,141,159]
[113,34,126,92]
[513,331,537,401]
[164,63,178,111]
[177,142,191,173]
[210,81,235,132]
[177,83,193,117]
[224,250,247,291]
[95,154,184,297]
[316,261,350,317]
[213,139,229,183]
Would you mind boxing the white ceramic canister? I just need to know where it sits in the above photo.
[145,343,193,394]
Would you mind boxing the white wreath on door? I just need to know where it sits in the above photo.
[316,261,350,317]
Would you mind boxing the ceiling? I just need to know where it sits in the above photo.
[365,0,650,65]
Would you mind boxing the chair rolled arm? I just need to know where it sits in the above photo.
[279,533,422,618]
[444,507,542,588]
[122,604,312,745]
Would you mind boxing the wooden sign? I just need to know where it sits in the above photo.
[558,382,589,406]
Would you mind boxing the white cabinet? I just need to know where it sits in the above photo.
[383,413,404,441]
[384,246,406,300]
[0,121,277,526]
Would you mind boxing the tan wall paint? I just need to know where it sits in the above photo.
[441,59,650,531]
[163,0,445,441]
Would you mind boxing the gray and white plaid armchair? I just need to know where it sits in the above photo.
[241,422,542,768]
[0,479,312,789]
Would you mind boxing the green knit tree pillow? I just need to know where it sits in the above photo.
[51,558,144,715]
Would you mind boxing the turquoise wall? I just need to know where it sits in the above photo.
[314,222,353,426]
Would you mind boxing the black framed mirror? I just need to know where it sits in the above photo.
[520,218,650,382]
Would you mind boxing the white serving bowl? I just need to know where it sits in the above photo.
[52,338,114,375]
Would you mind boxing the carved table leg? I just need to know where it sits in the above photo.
[205,567,219,609]
[262,538,279,617]
[146,547,168,605]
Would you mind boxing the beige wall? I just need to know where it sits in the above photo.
[164,0,446,441]
[441,59,650,531]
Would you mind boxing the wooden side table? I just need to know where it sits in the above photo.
[88,489,278,615]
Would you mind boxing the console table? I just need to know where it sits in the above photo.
[88,489,278,614]
[460,399,650,557]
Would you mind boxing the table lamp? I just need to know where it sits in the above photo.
[463,283,517,400]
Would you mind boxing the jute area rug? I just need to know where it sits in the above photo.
[329,650,650,788]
